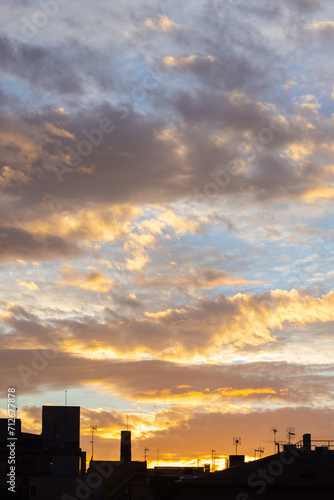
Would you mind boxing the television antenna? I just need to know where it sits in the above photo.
[286,427,295,445]
[144,448,149,461]
[271,427,278,452]
[233,437,241,455]
[254,447,265,459]
[211,450,216,471]
[90,425,97,461]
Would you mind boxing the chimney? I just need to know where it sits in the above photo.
[303,433,311,453]
[120,430,131,462]
[229,455,245,467]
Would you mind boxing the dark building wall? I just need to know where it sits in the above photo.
[164,483,334,500]
[229,455,245,468]
[1,406,84,499]
[87,460,147,500]
[0,419,21,444]
[42,406,80,449]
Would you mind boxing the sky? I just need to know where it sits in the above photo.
[0,0,334,468]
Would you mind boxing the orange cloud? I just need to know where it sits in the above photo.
[217,387,277,397]
[163,54,214,68]
[145,14,178,32]
[16,280,39,291]
[15,288,333,364]
[57,266,116,292]
[17,205,140,243]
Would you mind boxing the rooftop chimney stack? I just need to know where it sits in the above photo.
[303,433,311,453]
[121,430,131,462]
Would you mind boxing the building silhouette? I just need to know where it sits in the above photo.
[163,434,334,500]
[0,406,85,499]
[1,408,333,500]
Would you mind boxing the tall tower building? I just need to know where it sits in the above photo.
[120,430,132,462]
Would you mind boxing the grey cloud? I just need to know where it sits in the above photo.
[0,225,84,261]
[1,345,333,408]
[161,52,268,94]
[0,95,333,259]
[0,36,84,95]
[284,0,321,14]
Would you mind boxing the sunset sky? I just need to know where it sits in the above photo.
[1,0,334,468]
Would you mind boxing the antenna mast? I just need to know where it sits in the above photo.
[211,450,216,472]
[272,427,278,452]
[255,447,265,459]
[90,425,97,461]
[286,427,295,445]
[233,437,241,455]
